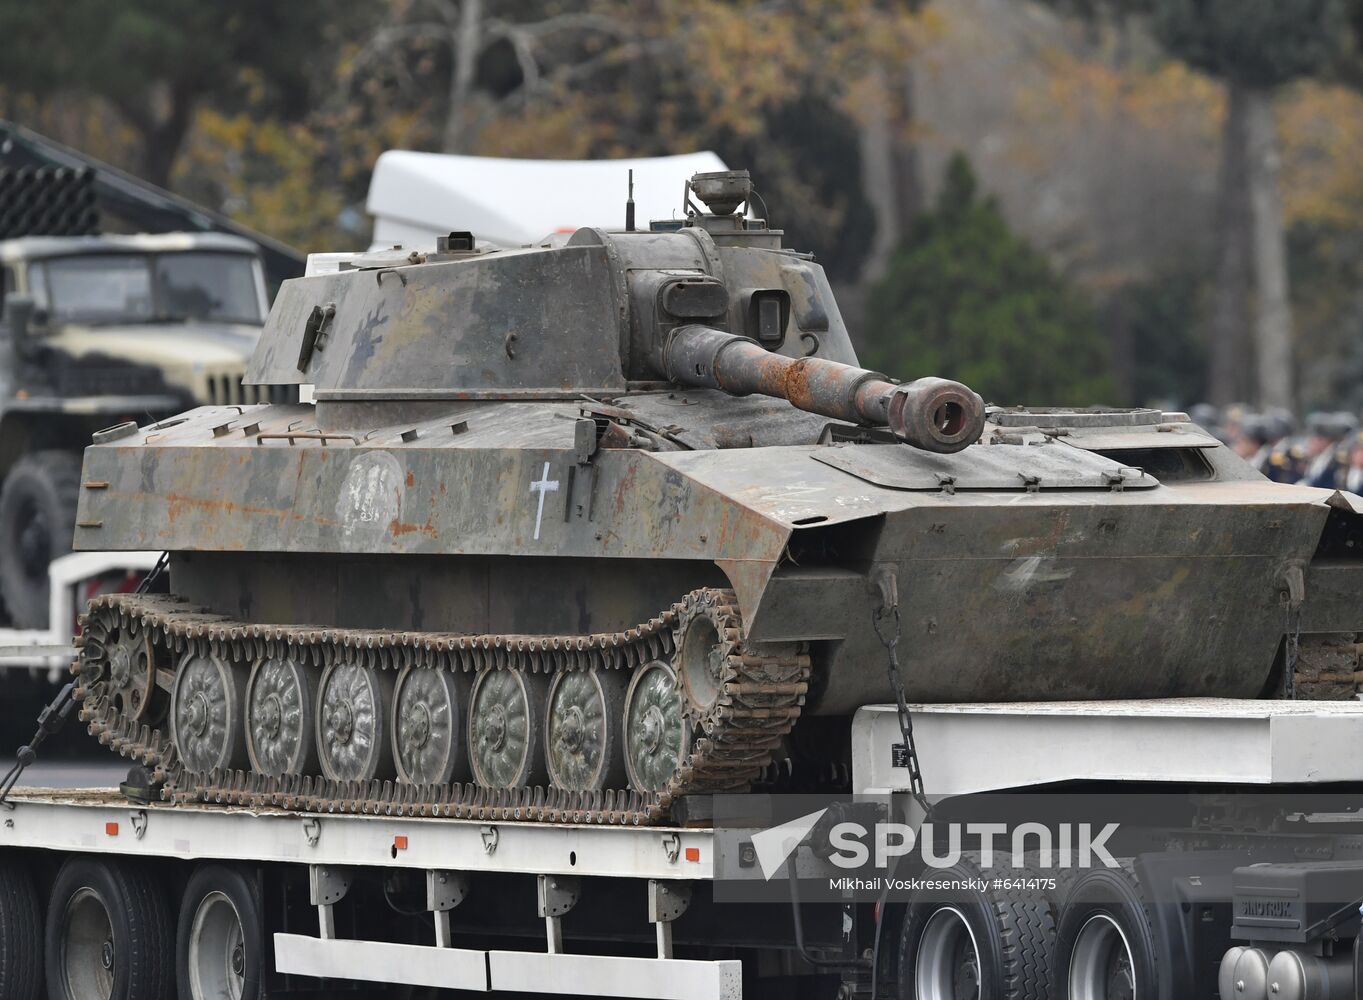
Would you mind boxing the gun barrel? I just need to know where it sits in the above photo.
[664,325,984,453]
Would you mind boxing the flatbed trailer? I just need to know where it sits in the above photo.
[0,789,743,999]
[8,698,1363,999]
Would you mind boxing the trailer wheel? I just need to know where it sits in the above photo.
[897,860,1054,999]
[1051,863,1157,1000]
[44,857,173,1000]
[176,865,264,1000]
[0,450,81,629]
[0,857,42,1000]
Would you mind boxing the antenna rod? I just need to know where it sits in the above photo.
[625,169,636,232]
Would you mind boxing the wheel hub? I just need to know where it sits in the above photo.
[1070,913,1137,1000]
[640,706,664,754]
[189,890,247,1000]
[1107,955,1134,1000]
[260,694,283,738]
[187,693,210,738]
[100,938,114,971]
[109,645,131,688]
[486,705,508,751]
[331,702,354,745]
[916,906,982,1000]
[558,706,585,752]
[954,955,979,1000]
[403,704,432,749]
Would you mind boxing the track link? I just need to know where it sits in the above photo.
[74,589,809,826]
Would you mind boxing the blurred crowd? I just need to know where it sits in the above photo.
[1193,404,1363,491]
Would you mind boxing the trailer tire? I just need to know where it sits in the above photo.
[1051,862,1158,1000]
[176,865,265,1000]
[897,860,1054,999]
[44,857,173,1000]
[0,450,81,629]
[0,858,42,1000]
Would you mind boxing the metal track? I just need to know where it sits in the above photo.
[73,589,808,826]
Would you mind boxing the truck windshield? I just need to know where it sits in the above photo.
[31,251,265,325]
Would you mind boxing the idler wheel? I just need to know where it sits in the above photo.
[245,655,318,778]
[623,660,692,794]
[675,594,734,725]
[392,666,471,785]
[315,661,395,782]
[170,650,249,774]
[468,669,548,789]
[545,668,627,792]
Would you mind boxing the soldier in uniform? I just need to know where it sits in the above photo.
[1345,432,1363,496]
[1230,411,1296,482]
[1298,412,1354,489]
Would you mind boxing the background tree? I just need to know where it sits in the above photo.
[863,154,1117,405]
[0,1,358,187]
[1042,0,1344,410]
[339,0,932,285]
[1153,0,1344,412]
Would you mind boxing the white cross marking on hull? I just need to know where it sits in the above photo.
[529,461,560,540]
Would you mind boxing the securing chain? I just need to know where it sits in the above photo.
[870,570,931,819]
[136,551,170,595]
[0,551,168,807]
[1282,565,1305,701]
[1284,605,1302,700]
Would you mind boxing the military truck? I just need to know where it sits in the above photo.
[0,231,279,627]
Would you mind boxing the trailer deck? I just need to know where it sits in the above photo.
[13,697,1363,999]
[0,788,713,880]
[1,788,735,998]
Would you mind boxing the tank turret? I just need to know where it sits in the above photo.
[246,170,983,452]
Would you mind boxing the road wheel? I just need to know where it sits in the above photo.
[898,860,1054,999]
[176,865,265,1000]
[0,450,81,629]
[0,856,42,1000]
[1051,863,1157,1000]
[44,856,173,1000]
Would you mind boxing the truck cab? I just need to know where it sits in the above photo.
[0,232,277,628]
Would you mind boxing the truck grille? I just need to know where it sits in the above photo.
[53,364,170,398]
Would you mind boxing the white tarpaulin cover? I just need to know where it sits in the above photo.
[366,150,729,251]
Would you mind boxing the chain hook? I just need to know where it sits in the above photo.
[869,567,931,821]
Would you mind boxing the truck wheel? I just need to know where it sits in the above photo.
[0,450,81,629]
[176,865,264,1000]
[0,857,42,1000]
[897,860,1054,999]
[1051,863,1157,1000]
[44,857,173,1000]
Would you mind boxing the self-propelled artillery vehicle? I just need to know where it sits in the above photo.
[68,170,1363,827]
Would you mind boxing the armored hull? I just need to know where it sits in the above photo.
[69,171,1363,823]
